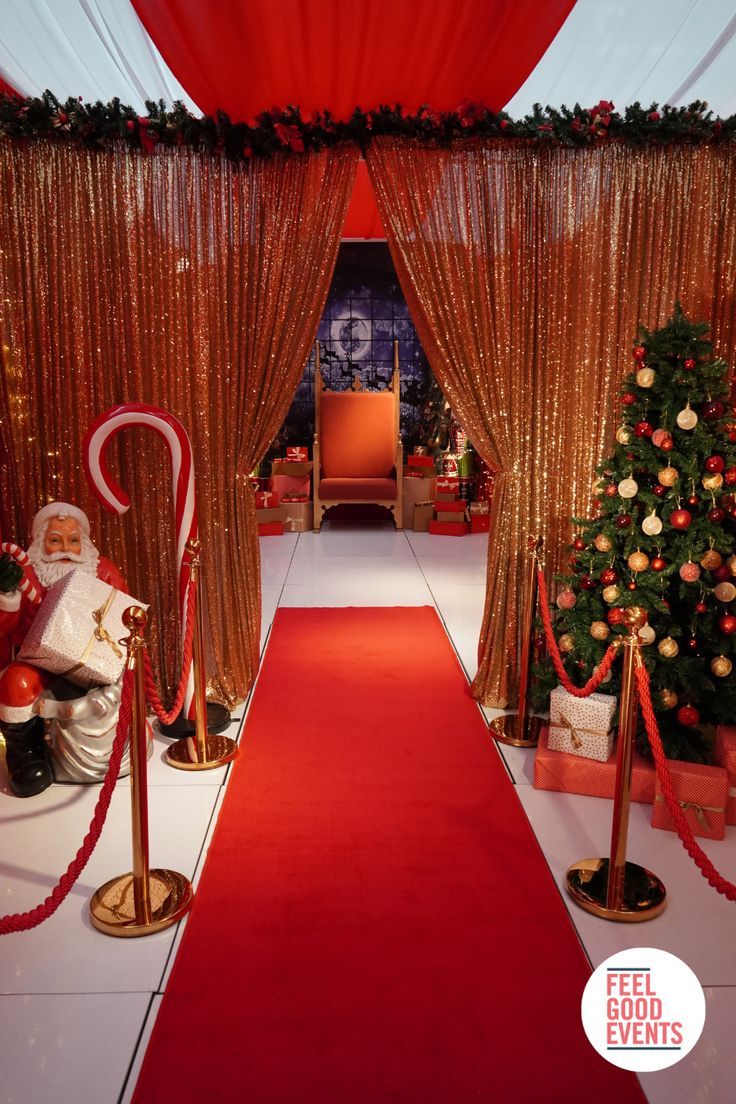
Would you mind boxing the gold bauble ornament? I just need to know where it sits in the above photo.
[711,655,733,678]
[657,466,679,487]
[627,550,650,573]
[636,367,656,388]
[728,555,736,577]
[658,636,679,658]
[618,477,639,498]
[590,621,610,641]
[594,533,613,553]
[658,688,678,709]
[616,426,633,445]
[558,633,575,654]
[714,582,736,603]
[602,584,620,604]
[702,472,724,491]
[676,403,698,430]
[701,549,723,570]
[638,624,656,645]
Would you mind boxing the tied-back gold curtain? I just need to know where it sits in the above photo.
[0,140,358,702]
[368,138,736,707]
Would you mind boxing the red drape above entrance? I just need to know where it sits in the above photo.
[131,0,575,236]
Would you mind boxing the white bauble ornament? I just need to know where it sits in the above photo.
[618,477,638,499]
[641,510,663,536]
[616,426,633,445]
[676,403,698,430]
[636,367,656,388]
[638,624,656,645]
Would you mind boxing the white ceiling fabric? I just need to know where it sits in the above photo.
[0,0,199,112]
[505,0,736,117]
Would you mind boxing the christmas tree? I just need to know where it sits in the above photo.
[540,305,736,762]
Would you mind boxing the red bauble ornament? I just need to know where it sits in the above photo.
[708,507,725,524]
[695,601,707,613]
[729,431,736,442]
[730,506,736,519]
[615,514,632,529]
[669,508,692,530]
[677,704,700,726]
[718,614,736,635]
[684,358,697,370]
[600,567,619,585]
[705,455,726,473]
[634,421,654,438]
[621,392,636,406]
[627,581,637,591]
[724,467,736,486]
[633,345,647,360]
[687,494,700,506]
[712,564,731,583]
[579,575,597,590]
[607,607,625,625]
[660,437,674,452]
[650,556,666,572]
[573,536,586,550]
[686,637,699,652]
[703,400,725,421]
[653,484,666,497]
[605,484,618,497]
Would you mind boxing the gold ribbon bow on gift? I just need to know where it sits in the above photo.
[61,590,123,678]
[654,794,725,828]
[557,710,608,750]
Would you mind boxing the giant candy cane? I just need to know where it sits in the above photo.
[83,404,197,719]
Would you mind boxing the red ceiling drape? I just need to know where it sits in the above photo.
[131,0,575,236]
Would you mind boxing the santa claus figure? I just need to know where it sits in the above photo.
[0,502,126,797]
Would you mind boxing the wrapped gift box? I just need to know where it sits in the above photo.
[548,722,614,763]
[433,498,467,513]
[18,569,147,688]
[442,456,459,475]
[270,473,311,500]
[413,503,434,532]
[286,446,308,462]
[271,460,313,479]
[258,521,284,536]
[428,520,469,536]
[408,454,435,470]
[436,476,459,494]
[470,514,490,533]
[282,501,313,532]
[550,686,616,737]
[715,726,736,824]
[255,490,280,509]
[533,726,656,803]
[652,759,728,841]
[436,510,468,523]
[469,501,490,515]
[256,507,287,524]
[403,473,436,519]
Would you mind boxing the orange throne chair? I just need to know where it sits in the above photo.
[313,340,403,532]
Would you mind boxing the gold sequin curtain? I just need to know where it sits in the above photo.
[0,140,357,703]
[368,138,736,707]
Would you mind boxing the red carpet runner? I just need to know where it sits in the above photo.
[133,607,646,1103]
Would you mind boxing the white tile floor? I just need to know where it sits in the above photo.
[1,521,734,1103]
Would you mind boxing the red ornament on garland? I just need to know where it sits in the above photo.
[684,358,697,370]
[650,556,666,572]
[708,507,725,524]
[634,421,654,438]
[633,345,647,360]
[615,514,632,529]
[627,581,637,590]
[621,392,636,406]
[669,508,692,530]
[695,601,707,613]
[573,536,586,551]
[660,437,674,452]
[718,614,736,635]
[677,704,700,726]
[686,637,699,652]
[653,484,666,497]
[579,575,597,590]
[607,607,625,625]
[600,567,619,585]
[724,467,736,486]
[703,400,725,421]
[605,484,618,497]
[687,494,700,506]
[712,564,731,583]
[705,455,725,473]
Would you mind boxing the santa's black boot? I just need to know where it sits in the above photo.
[2,717,53,797]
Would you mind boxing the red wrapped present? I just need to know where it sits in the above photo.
[281,494,310,504]
[468,501,490,515]
[533,726,656,803]
[258,521,284,536]
[286,446,308,462]
[470,514,490,533]
[428,520,469,536]
[433,498,467,513]
[442,456,459,475]
[715,726,736,825]
[652,759,728,841]
[271,460,313,478]
[436,476,459,494]
[255,489,280,509]
[270,473,311,500]
[408,454,435,470]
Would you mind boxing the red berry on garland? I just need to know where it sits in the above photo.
[703,400,725,421]
[660,437,674,452]
[653,484,666,497]
[650,556,666,572]
[634,421,654,437]
[615,513,632,529]
[633,345,647,360]
[718,613,736,635]
[712,564,731,582]
[684,357,696,370]
[677,704,700,726]
[708,507,725,523]
[669,508,692,529]
[600,567,619,585]
[705,455,725,473]
[725,467,736,486]
[695,601,707,613]
[579,575,597,590]
[573,536,586,550]
[621,392,636,406]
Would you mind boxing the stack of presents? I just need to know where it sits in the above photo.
[534,685,735,841]
[255,446,313,535]
[403,449,490,535]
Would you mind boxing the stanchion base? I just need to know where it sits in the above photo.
[566,858,666,922]
[90,868,193,937]
[489,713,542,748]
[159,701,231,738]
[164,732,238,771]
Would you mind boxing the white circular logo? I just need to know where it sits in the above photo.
[581,948,705,1072]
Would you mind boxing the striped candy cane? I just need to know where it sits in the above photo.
[0,542,44,606]
[83,404,198,719]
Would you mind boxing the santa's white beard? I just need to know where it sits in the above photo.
[27,535,100,588]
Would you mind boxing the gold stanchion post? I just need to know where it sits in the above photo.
[490,535,544,748]
[565,606,667,921]
[90,607,194,936]
[165,539,238,770]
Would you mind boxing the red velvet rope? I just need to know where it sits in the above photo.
[0,668,135,935]
[636,664,736,902]
[536,568,619,697]
[143,578,196,725]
